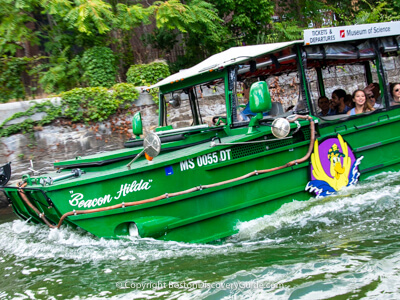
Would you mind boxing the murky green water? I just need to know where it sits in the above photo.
[1,171,400,299]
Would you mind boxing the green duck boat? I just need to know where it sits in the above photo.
[1,21,400,243]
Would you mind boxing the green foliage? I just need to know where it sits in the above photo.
[44,0,114,35]
[0,57,26,102]
[61,87,117,122]
[126,62,170,87]
[300,1,330,27]
[168,53,200,75]
[208,0,274,45]
[111,83,140,105]
[82,46,117,88]
[154,0,222,39]
[0,56,44,102]
[258,21,304,44]
[0,0,40,55]
[42,16,108,57]
[394,0,400,18]
[1,0,400,103]
[68,0,113,34]
[352,1,398,24]
[61,84,139,123]
[126,62,170,105]
[0,84,140,137]
[0,101,61,137]
[144,0,227,73]
[114,3,151,30]
[142,28,178,55]
[34,48,83,93]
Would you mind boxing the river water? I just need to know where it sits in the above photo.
[1,171,400,299]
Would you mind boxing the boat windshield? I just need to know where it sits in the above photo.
[160,78,226,129]
[231,45,304,127]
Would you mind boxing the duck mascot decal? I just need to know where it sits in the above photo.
[306,134,363,197]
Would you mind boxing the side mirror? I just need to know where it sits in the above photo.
[248,81,272,134]
[144,132,161,158]
[249,81,272,114]
[169,95,181,108]
[132,111,143,139]
[127,132,161,169]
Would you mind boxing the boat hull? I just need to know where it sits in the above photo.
[4,133,313,243]
[5,111,400,243]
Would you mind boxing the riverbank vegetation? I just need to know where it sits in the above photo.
[0,83,140,137]
[0,1,398,135]
[0,0,397,103]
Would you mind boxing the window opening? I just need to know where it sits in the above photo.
[232,47,303,126]
[162,79,226,130]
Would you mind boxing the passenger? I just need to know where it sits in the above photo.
[390,83,400,106]
[317,96,335,117]
[331,89,351,114]
[367,93,382,109]
[347,89,374,115]
[344,94,354,109]
[365,83,382,109]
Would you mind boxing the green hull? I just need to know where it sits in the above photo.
[5,112,400,243]
[4,120,313,243]
[2,21,400,243]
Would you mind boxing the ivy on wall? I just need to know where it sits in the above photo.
[61,87,116,122]
[126,61,170,104]
[0,83,139,137]
[112,83,140,106]
[81,46,117,88]
[126,61,170,86]
[0,101,60,137]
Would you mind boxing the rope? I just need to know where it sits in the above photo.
[18,182,56,229]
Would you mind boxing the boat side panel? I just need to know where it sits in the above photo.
[68,166,310,242]
[318,110,400,174]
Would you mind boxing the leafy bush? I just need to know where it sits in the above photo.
[112,83,140,105]
[0,57,27,103]
[61,87,118,122]
[36,49,83,94]
[126,61,170,105]
[126,61,170,86]
[81,46,117,88]
[61,84,139,123]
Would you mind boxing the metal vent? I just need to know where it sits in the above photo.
[231,142,267,159]
[265,138,294,150]
[231,136,294,159]
[230,127,311,160]
[301,128,311,140]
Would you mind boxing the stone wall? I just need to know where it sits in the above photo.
[0,107,156,176]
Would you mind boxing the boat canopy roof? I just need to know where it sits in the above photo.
[151,40,302,89]
[152,21,400,91]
